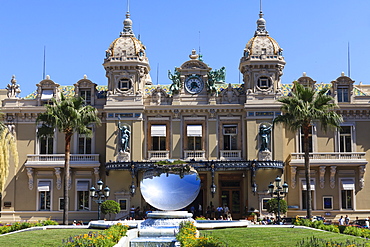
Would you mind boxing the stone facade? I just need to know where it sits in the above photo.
[1,10,370,223]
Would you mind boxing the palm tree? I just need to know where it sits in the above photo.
[0,113,18,192]
[37,94,101,225]
[273,81,342,219]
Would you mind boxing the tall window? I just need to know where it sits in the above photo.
[38,181,51,211]
[339,126,352,152]
[341,179,354,210]
[300,127,313,152]
[39,136,53,154]
[118,79,131,91]
[80,89,92,105]
[78,128,92,154]
[76,181,90,211]
[223,125,237,150]
[151,125,166,151]
[337,86,349,102]
[187,125,202,150]
[301,179,315,210]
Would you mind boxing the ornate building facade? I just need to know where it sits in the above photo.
[1,9,370,222]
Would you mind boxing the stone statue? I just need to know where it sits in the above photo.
[168,69,181,94]
[118,117,131,153]
[259,123,272,151]
[6,75,21,98]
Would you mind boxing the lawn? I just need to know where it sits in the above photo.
[0,228,102,247]
[200,227,370,247]
[0,226,369,246]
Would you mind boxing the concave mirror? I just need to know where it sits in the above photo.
[140,169,201,211]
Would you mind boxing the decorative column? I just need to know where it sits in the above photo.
[319,166,326,189]
[26,168,33,190]
[55,168,62,190]
[359,165,366,189]
[330,166,337,189]
[290,166,297,189]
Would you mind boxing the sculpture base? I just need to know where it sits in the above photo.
[258,150,272,161]
[117,151,130,162]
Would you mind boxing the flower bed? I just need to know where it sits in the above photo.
[0,219,58,234]
[176,221,224,247]
[62,223,128,247]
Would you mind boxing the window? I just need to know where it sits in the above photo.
[257,77,271,89]
[187,125,202,150]
[37,126,54,154]
[223,125,237,150]
[337,86,349,102]
[76,181,90,211]
[119,199,127,211]
[300,127,313,152]
[262,198,270,211]
[80,89,92,105]
[38,181,51,211]
[78,129,92,154]
[151,125,166,151]
[41,90,53,101]
[341,179,354,210]
[339,126,352,152]
[118,79,131,91]
[301,179,315,210]
[323,196,333,210]
[40,136,54,154]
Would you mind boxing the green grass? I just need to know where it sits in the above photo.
[0,228,102,247]
[200,227,370,247]
[1,226,370,247]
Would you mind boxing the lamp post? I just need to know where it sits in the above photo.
[90,180,110,220]
[268,176,288,224]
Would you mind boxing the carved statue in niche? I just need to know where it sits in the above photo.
[259,123,272,152]
[7,75,21,98]
[118,116,131,153]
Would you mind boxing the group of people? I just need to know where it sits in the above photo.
[339,215,370,228]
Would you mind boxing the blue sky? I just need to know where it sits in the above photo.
[1,0,369,97]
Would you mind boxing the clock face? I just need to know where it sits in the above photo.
[185,76,204,94]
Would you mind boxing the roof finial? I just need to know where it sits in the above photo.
[255,0,268,36]
[121,0,134,37]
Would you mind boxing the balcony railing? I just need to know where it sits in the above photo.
[148,151,170,160]
[220,150,242,160]
[184,150,206,160]
[290,152,367,166]
[25,154,100,168]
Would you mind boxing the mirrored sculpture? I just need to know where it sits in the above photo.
[140,169,201,211]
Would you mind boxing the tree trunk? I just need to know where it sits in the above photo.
[303,125,312,219]
[63,133,72,225]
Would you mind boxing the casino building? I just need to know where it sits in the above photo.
[1,8,370,222]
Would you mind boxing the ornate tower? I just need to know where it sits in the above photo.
[103,10,151,106]
[239,10,285,96]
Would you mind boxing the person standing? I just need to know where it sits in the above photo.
[339,216,344,226]
[130,205,135,219]
[345,215,350,225]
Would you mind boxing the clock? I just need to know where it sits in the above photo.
[185,76,204,94]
